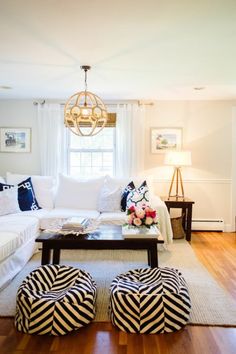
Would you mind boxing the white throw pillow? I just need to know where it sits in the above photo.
[98,185,122,212]
[55,174,105,210]
[0,176,5,183]
[0,187,20,216]
[6,172,54,209]
[103,176,131,190]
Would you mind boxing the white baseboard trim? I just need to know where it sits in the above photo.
[192,223,233,232]
[224,224,235,232]
[192,219,224,231]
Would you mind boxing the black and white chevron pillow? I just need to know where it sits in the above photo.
[120,181,135,211]
[126,180,150,209]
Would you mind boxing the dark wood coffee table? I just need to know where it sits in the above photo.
[35,225,164,268]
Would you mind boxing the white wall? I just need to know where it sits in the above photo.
[231,107,236,231]
[144,101,234,230]
[0,99,234,230]
[0,100,40,175]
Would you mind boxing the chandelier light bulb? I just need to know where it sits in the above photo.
[81,108,89,116]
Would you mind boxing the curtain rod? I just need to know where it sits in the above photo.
[33,99,154,106]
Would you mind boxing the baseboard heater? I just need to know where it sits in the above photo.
[192,219,224,231]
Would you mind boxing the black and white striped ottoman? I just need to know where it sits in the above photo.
[109,267,191,334]
[15,265,97,336]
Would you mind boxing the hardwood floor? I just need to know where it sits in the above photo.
[191,232,236,301]
[1,232,236,354]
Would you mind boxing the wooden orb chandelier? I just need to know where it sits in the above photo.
[64,65,108,136]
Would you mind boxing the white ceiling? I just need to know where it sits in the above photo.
[0,0,236,100]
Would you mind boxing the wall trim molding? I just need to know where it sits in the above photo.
[153,178,231,184]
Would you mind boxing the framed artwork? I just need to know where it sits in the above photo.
[151,127,182,154]
[0,128,31,153]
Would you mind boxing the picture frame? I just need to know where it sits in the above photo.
[0,128,31,153]
[151,127,182,154]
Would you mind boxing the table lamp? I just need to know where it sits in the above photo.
[164,151,192,199]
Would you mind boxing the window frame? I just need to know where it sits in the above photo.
[67,128,116,177]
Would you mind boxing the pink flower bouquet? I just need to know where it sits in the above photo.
[126,205,158,229]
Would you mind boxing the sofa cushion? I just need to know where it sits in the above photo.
[0,232,21,262]
[98,211,126,225]
[98,180,122,212]
[7,209,51,219]
[105,175,154,191]
[0,215,39,262]
[0,187,20,216]
[0,178,41,211]
[39,208,100,230]
[7,172,54,209]
[55,174,105,210]
[105,176,154,210]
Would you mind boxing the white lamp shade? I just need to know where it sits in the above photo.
[164,151,192,167]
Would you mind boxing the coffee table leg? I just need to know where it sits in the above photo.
[149,244,158,268]
[53,249,61,264]
[41,245,51,265]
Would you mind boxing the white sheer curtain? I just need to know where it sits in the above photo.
[115,103,146,177]
[37,103,68,177]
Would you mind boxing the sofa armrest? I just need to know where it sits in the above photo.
[150,194,173,244]
[150,194,164,207]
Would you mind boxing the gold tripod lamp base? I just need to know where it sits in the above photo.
[168,167,185,199]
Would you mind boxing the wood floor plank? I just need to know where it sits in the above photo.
[0,232,236,354]
[191,232,236,300]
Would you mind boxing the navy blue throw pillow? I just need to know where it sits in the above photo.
[121,181,135,211]
[0,177,41,211]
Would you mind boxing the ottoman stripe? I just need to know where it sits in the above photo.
[110,296,140,332]
[164,294,191,314]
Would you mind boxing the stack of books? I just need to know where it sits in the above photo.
[61,217,90,233]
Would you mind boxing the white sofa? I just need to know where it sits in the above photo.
[0,173,173,290]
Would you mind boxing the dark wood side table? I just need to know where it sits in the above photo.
[161,197,195,242]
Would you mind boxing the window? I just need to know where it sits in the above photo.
[68,127,116,177]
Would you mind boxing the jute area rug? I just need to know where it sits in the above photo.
[1,240,236,326]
